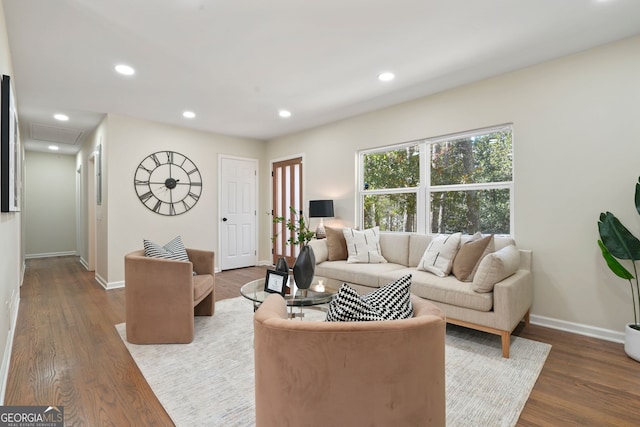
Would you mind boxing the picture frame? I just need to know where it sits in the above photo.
[1,74,21,212]
[264,269,288,296]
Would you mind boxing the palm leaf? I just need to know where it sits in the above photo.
[598,212,640,260]
[598,240,634,280]
[635,177,640,216]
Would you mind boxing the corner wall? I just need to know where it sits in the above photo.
[264,36,640,338]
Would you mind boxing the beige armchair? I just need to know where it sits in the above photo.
[253,294,446,427]
[124,248,215,344]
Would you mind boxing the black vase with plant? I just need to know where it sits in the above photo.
[272,206,316,289]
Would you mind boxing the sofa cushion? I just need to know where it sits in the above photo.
[452,234,493,282]
[473,245,520,293]
[325,227,348,261]
[379,233,410,266]
[343,227,387,264]
[380,268,494,312]
[409,234,432,267]
[143,236,189,261]
[315,260,406,288]
[417,233,461,277]
[326,275,413,322]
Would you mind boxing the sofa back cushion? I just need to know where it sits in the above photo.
[379,233,411,266]
[409,234,432,267]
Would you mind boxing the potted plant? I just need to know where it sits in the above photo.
[597,176,640,361]
[272,207,316,289]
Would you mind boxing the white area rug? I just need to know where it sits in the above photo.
[116,297,550,427]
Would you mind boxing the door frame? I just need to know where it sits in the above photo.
[217,154,259,271]
[270,153,305,266]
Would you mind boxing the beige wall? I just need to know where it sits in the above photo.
[265,36,640,337]
[102,114,265,285]
[0,1,21,402]
[24,151,76,257]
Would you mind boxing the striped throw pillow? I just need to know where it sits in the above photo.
[143,236,190,261]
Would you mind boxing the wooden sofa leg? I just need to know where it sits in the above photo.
[501,331,511,358]
[524,310,530,326]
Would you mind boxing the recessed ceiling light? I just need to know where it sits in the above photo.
[279,110,291,118]
[54,114,69,121]
[115,64,135,76]
[378,72,395,82]
[48,145,59,151]
[183,111,196,119]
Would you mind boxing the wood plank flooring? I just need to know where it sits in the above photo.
[5,256,640,426]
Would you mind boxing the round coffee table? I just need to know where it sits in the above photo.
[240,275,341,318]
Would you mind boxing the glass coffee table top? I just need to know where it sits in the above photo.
[240,275,341,307]
[241,275,343,319]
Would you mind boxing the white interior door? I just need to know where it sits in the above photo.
[219,156,258,270]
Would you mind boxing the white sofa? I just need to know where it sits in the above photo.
[308,232,532,358]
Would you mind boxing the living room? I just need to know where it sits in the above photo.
[1,1,640,425]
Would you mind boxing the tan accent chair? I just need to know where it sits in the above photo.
[124,249,215,344]
[253,294,446,427]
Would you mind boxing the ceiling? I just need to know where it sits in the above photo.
[3,0,640,155]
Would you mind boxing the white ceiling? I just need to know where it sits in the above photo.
[4,0,640,155]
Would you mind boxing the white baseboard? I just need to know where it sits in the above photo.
[25,251,77,259]
[0,289,20,404]
[530,314,625,344]
[257,260,273,267]
[95,274,125,290]
[79,257,89,270]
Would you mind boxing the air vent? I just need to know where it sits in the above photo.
[30,123,85,145]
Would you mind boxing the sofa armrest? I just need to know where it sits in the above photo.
[186,248,215,275]
[492,269,533,331]
[308,239,328,264]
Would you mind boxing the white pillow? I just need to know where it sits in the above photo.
[342,226,387,264]
[417,233,461,277]
[473,244,520,293]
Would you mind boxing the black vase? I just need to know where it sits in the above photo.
[275,257,289,274]
[293,245,316,290]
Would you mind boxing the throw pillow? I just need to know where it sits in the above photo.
[472,244,520,293]
[325,284,385,322]
[417,233,461,277]
[362,274,413,320]
[325,226,348,261]
[342,226,387,264]
[326,275,414,322]
[143,236,190,261]
[452,233,494,282]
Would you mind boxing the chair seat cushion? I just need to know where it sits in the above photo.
[193,274,214,305]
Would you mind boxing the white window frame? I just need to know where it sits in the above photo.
[358,124,514,236]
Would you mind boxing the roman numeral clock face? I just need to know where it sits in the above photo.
[134,151,202,216]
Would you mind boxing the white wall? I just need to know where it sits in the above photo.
[102,114,265,285]
[24,151,76,257]
[264,36,640,337]
[0,1,21,403]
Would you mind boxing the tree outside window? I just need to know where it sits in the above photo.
[360,126,513,235]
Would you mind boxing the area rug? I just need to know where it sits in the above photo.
[116,297,550,427]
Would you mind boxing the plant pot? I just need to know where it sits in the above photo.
[624,324,640,362]
[293,245,315,290]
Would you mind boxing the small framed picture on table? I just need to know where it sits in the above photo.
[264,270,288,296]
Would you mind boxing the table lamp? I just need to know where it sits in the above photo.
[309,200,334,239]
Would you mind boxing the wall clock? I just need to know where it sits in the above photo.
[134,150,202,216]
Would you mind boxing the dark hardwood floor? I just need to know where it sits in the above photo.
[5,256,640,426]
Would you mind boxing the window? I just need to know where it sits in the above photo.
[359,125,513,235]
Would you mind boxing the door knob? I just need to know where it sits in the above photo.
[222,217,228,222]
